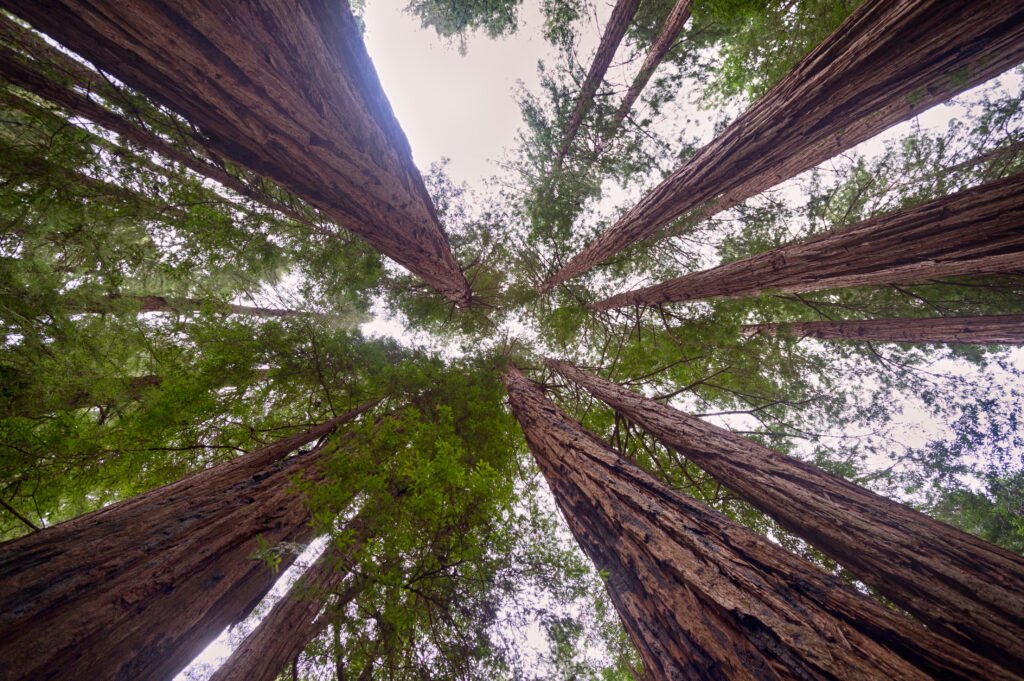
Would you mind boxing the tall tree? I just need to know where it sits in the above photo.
[67,293,312,319]
[545,357,1024,670]
[208,518,373,681]
[3,0,472,305]
[0,402,375,681]
[541,0,1024,290]
[609,0,692,134]
[503,364,1016,680]
[742,314,1024,345]
[593,170,1024,310]
[556,0,641,163]
[0,14,327,235]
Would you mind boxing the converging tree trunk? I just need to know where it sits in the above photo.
[742,314,1024,345]
[609,0,692,134]
[593,170,1024,310]
[68,293,312,319]
[556,0,641,163]
[504,365,1015,680]
[542,0,1024,290]
[0,16,326,235]
[2,0,472,305]
[545,358,1024,672]
[208,518,372,681]
[0,401,376,681]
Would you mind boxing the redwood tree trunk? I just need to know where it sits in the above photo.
[2,0,471,306]
[208,519,371,681]
[593,170,1024,310]
[545,358,1024,672]
[542,0,1024,290]
[69,293,312,319]
[556,0,641,162]
[0,401,375,681]
[0,17,325,235]
[609,0,692,133]
[742,314,1024,345]
[504,365,1015,680]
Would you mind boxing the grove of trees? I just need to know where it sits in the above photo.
[1,0,1023,679]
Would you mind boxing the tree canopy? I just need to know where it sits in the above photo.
[1,1,1023,678]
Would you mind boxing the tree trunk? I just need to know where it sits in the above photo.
[208,519,371,681]
[593,170,1024,310]
[545,358,1024,672]
[68,293,312,319]
[742,314,1024,345]
[0,401,376,681]
[2,0,471,306]
[556,0,641,163]
[541,0,1024,291]
[504,365,1017,680]
[608,0,692,134]
[0,18,328,236]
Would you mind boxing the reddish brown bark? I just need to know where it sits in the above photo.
[0,21,328,236]
[0,401,376,681]
[541,0,1024,291]
[208,519,371,681]
[556,0,641,163]
[545,358,1024,672]
[742,314,1024,345]
[2,0,471,306]
[504,365,1016,680]
[594,170,1024,310]
[609,0,692,133]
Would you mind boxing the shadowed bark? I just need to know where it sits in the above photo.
[0,401,376,681]
[2,0,471,305]
[556,0,641,163]
[504,365,1018,680]
[742,314,1024,345]
[0,16,329,235]
[594,170,1024,310]
[208,519,372,681]
[545,357,1024,672]
[608,0,692,134]
[542,0,1024,291]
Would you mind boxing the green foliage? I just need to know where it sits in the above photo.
[4,7,1024,680]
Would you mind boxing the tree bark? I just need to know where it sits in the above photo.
[0,17,329,236]
[541,0,1024,291]
[556,0,641,163]
[68,293,312,319]
[742,314,1024,345]
[593,170,1024,310]
[0,401,376,681]
[208,520,371,681]
[608,0,692,134]
[545,358,1024,672]
[2,0,471,306]
[504,365,1018,680]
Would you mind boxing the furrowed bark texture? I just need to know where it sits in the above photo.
[610,0,692,132]
[545,358,1024,672]
[542,0,1024,290]
[742,314,1024,345]
[0,402,375,681]
[0,18,327,235]
[208,520,371,681]
[503,366,1017,680]
[594,170,1024,310]
[2,0,471,305]
[556,0,641,161]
